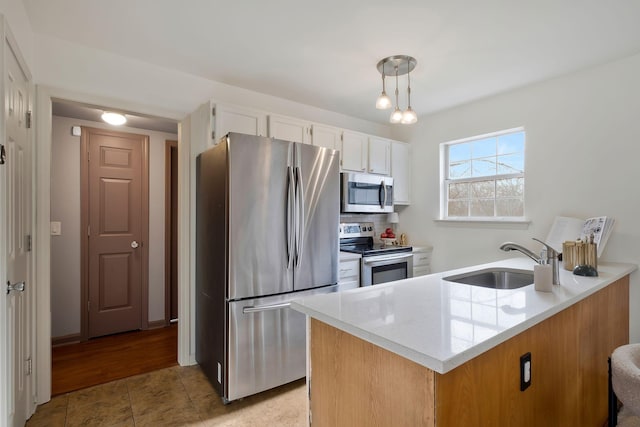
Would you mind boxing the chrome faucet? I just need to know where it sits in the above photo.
[500,238,560,285]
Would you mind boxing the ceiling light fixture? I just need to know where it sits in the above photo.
[101,111,127,126]
[376,55,417,125]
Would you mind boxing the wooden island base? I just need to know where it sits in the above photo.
[309,276,629,427]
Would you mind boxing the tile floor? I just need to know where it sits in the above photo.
[27,365,307,427]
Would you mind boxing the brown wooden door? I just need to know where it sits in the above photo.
[82,127,149,339]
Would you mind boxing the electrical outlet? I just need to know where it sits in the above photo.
[520,352,532,391]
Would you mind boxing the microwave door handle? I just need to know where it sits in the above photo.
[379,181,384,208]
[383,181,388,207]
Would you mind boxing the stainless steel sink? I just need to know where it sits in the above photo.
[443,268,534,289]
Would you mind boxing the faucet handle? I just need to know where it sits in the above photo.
[532,238,558,257]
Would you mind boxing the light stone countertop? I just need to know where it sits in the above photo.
[292,258,637,374]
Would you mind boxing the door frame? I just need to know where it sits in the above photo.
[164,139,178,325]
[34,86,193,405]
[80,126,150,340]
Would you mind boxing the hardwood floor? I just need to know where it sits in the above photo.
[52,324,178,396]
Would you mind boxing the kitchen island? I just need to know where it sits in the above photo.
[291,258,636,426]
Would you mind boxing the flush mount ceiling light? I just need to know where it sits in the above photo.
[375,55,417,125]
[101,111,127,126]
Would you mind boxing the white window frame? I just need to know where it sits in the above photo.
[439,127,526,222]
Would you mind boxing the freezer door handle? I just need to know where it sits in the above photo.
[242,301,292,313]
[286,166,295,269]
[295,166,305,268]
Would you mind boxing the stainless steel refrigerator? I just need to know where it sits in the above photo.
[196,132,341,403]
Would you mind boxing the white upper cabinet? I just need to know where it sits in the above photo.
[367,137,391,175]
[391,141,411,204]
[311,124,341,151]
[340,130,368,173]
[213,103,267,143]
[268,114,311,144]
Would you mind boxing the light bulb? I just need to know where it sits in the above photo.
[376,92,392,109]
[101,112,127,126]
[390,107,403,124]
[401,107,418,124]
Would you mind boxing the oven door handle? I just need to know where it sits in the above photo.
[363,253,413,264]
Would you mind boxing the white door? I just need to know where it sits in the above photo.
[2,27,33,427]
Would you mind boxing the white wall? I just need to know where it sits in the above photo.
[0,0,34,73]
[33,34,392,138]
[50,115,177,338]
[400,52,640,341]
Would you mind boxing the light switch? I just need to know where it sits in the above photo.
[50,221,62,236]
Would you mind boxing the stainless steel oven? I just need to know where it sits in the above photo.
[361,252,413,286]
[341,172,394,213]
[339,222,412,287]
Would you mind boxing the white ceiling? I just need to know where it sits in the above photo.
[24,1,640,125]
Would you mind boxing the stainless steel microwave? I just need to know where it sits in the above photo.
[341,172,394,213]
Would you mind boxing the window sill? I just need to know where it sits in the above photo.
[434,218,531,229]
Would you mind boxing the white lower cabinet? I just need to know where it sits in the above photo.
[412,246,433,277]
[339,254,361,289]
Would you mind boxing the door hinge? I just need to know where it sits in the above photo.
[212,131,216,141]
[25,235,32,252]
[211,107,216,117]
[26,357,32,376]
[0,144,5,165]
[309,127,313,137]
[26,110,32,129]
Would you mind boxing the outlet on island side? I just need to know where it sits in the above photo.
[520,352,532,391]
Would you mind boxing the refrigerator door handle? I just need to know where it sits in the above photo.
[286,166,295,269]
[242,301,291,313]
[295,166,305,268]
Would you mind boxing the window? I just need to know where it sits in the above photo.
[441,128,525,219]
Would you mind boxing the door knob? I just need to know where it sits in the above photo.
[131,241,139,249]
[6,281,25,294]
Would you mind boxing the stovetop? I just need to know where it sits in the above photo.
[340,236,412,257]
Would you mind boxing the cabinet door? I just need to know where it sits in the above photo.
[368,137,391,175]
[391,141,411,204]
[311,124,341,151]
[214,103,267,142]
[341,130,368,172]
[268,114,310,144]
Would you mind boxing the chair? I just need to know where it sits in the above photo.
[612,344,640,425]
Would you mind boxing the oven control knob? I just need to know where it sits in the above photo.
[368,226,373,231]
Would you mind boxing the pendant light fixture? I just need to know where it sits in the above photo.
[375,69,392,109]
[401,66,417,124]
[376,55,417,125]
[389,66,403,124]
